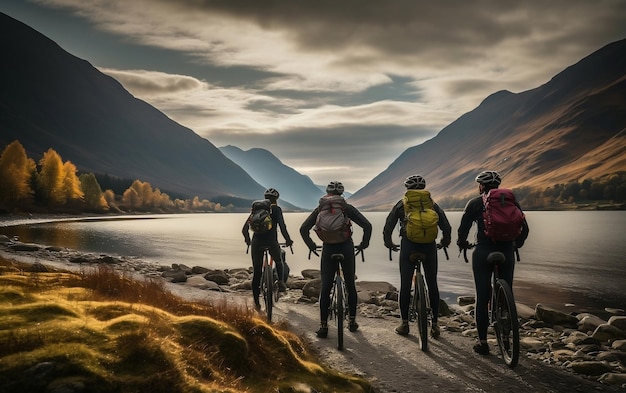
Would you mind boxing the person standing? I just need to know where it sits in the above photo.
[383,174,452,338]
[300,181,372,338]
[457,170,529,355]
[242,188,293,311]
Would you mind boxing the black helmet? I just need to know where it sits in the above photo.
[264,188,279,199]
[326,181,344,195]
[404,174,426,189]
[475,171,502,185]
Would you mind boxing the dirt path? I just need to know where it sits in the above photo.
[270,299,622,393]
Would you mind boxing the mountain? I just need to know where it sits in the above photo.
[0,12,265,203]
[219,145,323,209]
[349,39,626,210]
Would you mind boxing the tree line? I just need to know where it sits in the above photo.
[0,140,232,214]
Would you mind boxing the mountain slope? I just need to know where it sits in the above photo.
[219,145,323,209]
[0,12,264,202]
[349,39,626,210]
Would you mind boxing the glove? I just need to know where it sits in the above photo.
[457,239,470,250]
[385,242,399,251]
[440,236,451,248]
[307,242,318,252]
[245,239,251,246]
[515,240,524,249]
[357,242,369,250]
[285,239,294,247]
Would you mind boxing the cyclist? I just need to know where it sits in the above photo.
[242,188,294,311]
[383,174,451,338]
[457,170,529,355]
[300,181,372,338]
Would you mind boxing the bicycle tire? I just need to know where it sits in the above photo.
[416,272,429,351]
[336,275,344,350]
[494,279,520,368]
[263,262,273,323]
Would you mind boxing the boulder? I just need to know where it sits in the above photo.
[534,304,578,327]
[577,314,607,333]
[204,270,230,285]
[592,324,626,342]
[301,269,320,279]
[515,302,535,321]
[608,315,626,332]
[568,360,612,376]
[302,278,321,299]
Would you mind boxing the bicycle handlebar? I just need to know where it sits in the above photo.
[308,245,365,262]
[388,243,449,261]
[459,243,521,263]
[246,243,293,255]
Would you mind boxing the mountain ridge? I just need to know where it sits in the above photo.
[348,39,626,210]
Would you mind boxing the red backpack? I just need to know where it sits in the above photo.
[482,189,524,242]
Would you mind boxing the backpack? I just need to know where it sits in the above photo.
[313,195,352,244]
[249,199,273,233]
[402,189,439,243]
[482,188,525,242]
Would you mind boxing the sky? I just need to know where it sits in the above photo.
[3,1,626,193]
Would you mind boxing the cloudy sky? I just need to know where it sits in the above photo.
[3,1,626,192]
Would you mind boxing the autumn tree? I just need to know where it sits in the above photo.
[0,140,36,206]
[37,148,65,206]
[60,161,84,205]
[79,173,108,210]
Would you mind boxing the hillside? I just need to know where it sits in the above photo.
[349,39,626,210]
[0,12,264,203]
[219,145,323,209]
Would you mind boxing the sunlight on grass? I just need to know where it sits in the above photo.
[0,256,373,392]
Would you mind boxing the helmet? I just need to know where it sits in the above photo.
[404,174,426,189]
[326,181,345,195]
[264,188,279,199]
[475,171,502,185]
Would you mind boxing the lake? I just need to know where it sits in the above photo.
[1,211,625,317]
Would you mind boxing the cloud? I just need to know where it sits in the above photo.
[30,0,626,191]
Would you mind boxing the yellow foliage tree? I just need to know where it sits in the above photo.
[61,161,84,205]
[0,140,36,205]
[37,148,65,206]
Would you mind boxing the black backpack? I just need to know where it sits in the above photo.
[249,199,273,233]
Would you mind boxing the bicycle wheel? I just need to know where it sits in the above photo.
[336,275,344,350]
[416,273,428,351]
[263,264,273,323]
[494,279,519,368]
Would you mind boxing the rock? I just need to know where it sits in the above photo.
[9,242,43,252]
[192,266,210,274]
[172,263,193,275]
[204,270,230,285]
[458,296,474,306]
[301,269,320,279]
[592,324,626,342]
[611,339,626,351]
[605,308,626,316]
[568,360,612,376]
[608,315,626,331]
[356,281,397,293]
[516,302,535,321]
[520,337,544,352]
[0,235,10,244]
[535,304,578,328]
[186,276,220,290]
[162,270,187,283]
[598,372,626,386]
[302,278,321,298]
[577,314,607,333]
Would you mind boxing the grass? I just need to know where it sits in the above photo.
[0,256,373,393]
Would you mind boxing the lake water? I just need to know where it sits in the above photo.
[1,211,625,317]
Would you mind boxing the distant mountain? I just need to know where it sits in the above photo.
[219,145,323,209]
[0,12,265,204]
[349,39,626,210]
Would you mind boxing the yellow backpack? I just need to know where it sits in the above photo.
[402,190,439,243]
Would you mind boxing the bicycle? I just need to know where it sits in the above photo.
[462,244,520,368]
[247,243,292,323]
[309,246,364,350]
[390,244,448,352]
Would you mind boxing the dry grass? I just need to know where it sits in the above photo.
[0,256,373,393]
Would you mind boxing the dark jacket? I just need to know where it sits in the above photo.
[457,194,529,247]
[383,198,452,247]
[300,201,372,250]
[242,203,292,245]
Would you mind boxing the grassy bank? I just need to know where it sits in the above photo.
[0,256,372,393]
